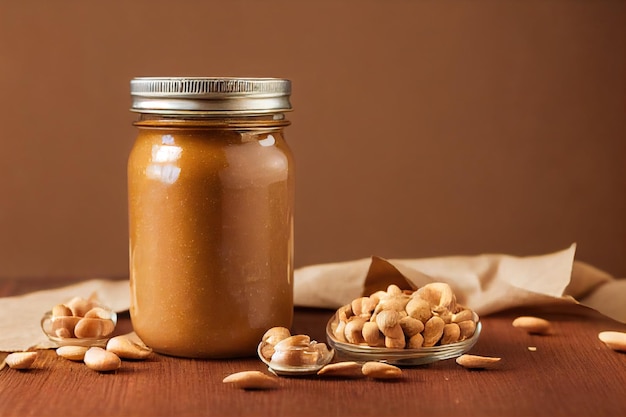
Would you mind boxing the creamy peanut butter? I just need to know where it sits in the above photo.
[128,78,294,358]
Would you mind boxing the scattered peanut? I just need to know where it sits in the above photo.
[83,347,121,372]
[598,331,626,352]
[512,316,552,335]
[5,352,38,369]
[317,361,365,378]
[56,346,89,361]
[222,371,279,390]
[361,362,403,379]
[106,333,153,359]
[331,282,478,349]
[456,354,501,369]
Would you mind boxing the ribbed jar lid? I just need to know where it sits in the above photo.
[130,77,292,115]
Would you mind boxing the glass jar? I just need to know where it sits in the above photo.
[128,77,294,358]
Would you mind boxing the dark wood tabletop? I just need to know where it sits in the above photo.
[1,277,626,417]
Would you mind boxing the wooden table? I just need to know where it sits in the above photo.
[2,277,626,417]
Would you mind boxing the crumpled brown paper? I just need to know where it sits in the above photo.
[0,279,130,352]
[2,243,624,352]
[293,244,626,323]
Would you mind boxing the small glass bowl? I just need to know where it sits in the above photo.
[326,313,481,366]
[41,309,118,348]
[257,341,334,376]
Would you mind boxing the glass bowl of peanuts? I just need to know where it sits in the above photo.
[41,295,118,348]
[325,283,482,366]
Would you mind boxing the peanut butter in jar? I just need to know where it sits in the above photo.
[128,77,294,358]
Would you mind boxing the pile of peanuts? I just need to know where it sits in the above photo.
[48,295,116,340]
[331,283,478,349]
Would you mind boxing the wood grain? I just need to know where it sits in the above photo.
[2,279,626,417]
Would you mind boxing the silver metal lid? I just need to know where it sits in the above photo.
[130,77,292,115]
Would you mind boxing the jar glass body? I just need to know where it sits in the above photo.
[128,115,294,358]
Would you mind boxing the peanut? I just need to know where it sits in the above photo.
[422,316,445,347]
[74,317,115,339]
[84,347,121,372]
[440,323,461,345]
[351,296,377,317]
[52,304,73,317]
[56,346,89,361]
[405,296,432,323]
[362,321,384,347]
[458,320,477,341]
[344,317,367,344]
[512,316,552,335]
[416,282,456,313]
[222,371,279,390]
[361,361,403,379]
[456,354,501,369]
[452,308,474,323]
[106,333,153,359]
[317,361,364,378]
[66,296,93,317]
[598,331,626,352]
[407,333,424,348]
[399,316,424,337]
[5,352,38,369]
[262,327,291,346]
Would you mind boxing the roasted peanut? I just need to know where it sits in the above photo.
[416,282,456,313]
[56,346,89,361]
[399,316,424,337]
[375,309,400,332]
[5,352,38,369]
[598,331,626,352]
[361,361,403,379]
[344,317,367,344]
[66,296,93,317]
[84,347,121,372]
[423,316,446,347]
[405,296,432,323]
[512,316,552,335]
[269,335,331,367]
[441,323,461,345]
[458,320,477,341]
[223,371,279,390]
[452,308,474,323]
[407,333,424,348]
[106,333,153,360]
[456,354,501,369]
[351,296,377,318]
[74,317,115,339]
[52,304,73,317]
[362,321,384,347]
[262,327,291,346]
[317,361,364,378]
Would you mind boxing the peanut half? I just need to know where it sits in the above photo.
[317,361,365,378]
[598,331,626,352]
[512,316,553,335]
[56,346,89,361]
[361,361,403,379]
[84,347,121,372]
[222,371,279,390]
[106,333,153,360]
[456,354,501,369]
[5,352,38,370]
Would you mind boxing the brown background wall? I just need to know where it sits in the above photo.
[0,0,624,279]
